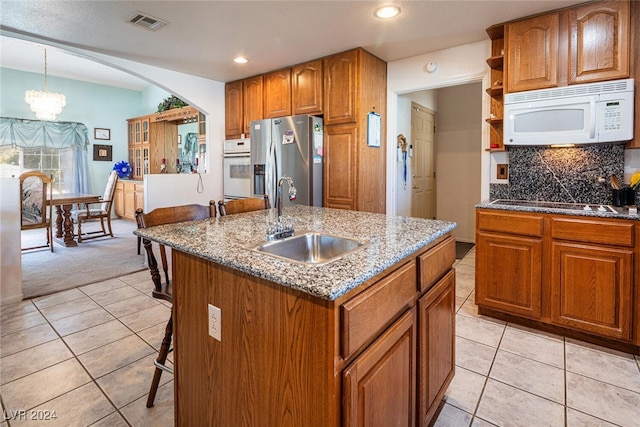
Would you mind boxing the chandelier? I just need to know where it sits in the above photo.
[25,49,66,121]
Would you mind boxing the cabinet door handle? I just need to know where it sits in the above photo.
[412,185,419,189]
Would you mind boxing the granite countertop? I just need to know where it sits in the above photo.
[134,205,456,300]
[476,199,640,220]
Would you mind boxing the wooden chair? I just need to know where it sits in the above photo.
[218,195,270,216]
[136,201,216,408]
[73,171,118,242]
[19,171,54,252]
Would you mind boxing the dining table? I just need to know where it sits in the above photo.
[49,193,101,247]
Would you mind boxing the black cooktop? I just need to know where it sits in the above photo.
[489,199,617,213]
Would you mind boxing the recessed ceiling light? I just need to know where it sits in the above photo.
[233,56,248,64]
[374,5,401,19]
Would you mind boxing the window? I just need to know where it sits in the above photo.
[0,145,66,193]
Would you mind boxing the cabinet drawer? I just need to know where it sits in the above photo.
[418,236,455,292]
[551,217,633,247]
[341,261,416,360]
[477,210,543,237]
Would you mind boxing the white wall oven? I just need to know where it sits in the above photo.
[223,138,251,200]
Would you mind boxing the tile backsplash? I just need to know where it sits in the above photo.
[490,144,626,205]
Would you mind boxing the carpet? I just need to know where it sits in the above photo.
[456,242,475,260]
[21,219,147,299]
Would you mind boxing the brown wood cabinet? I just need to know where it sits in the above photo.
[323,48,387,213]
[263,68,291,118]
[114,180,144,220]
[476,231,543,319]
[224,80,243,139]
[172,233,455,426]
[292,59,323,115]
[242,76,264,137]
[549,216,634,340]
[476,208,640,353]
[505,13,559,93]
[343,308,416,427]
[224,75,264,138]
[569,0,630,84]
[418,269,455,425]
[324,49,358,125]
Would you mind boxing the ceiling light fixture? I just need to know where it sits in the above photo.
[374,5,401,19]
[25,49,66,121]
[233,56,249,64]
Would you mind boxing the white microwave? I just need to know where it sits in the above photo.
[504,78,634,146]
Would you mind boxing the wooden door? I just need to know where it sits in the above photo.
[324,124,357,210]
[411,103,435,219]
[476,231,543,319]
[569,0,630,84]
[292,59,323,115]
[225,80,243,139]
[343,308,416,427]
[263,68,291,118]
[324,49,358,125]
[242,76,264,136]
[418,270,455,426]
[506,13,559,93]
[550,242,633,340]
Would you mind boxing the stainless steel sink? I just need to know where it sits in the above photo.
[244,231,367,266]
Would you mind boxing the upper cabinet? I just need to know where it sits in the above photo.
[324,49,358,125]
[569,0,630,84]
[242,76,264,136]
[503,1,631,93]
[263,68,291,119]
[225,81,243,139]
[505,13,559,93]
[292,59,323,115]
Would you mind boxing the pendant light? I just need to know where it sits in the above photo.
[25,49,66,121]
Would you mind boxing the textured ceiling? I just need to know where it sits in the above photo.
[0,0,584,89]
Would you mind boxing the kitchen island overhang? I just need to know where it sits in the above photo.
[135,205,457,426]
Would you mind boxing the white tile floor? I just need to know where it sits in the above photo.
[1,249,639,426]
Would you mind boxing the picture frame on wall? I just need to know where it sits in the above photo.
[94,128,111,140]
[93,144,112,161]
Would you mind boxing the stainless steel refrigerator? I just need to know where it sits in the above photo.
[250,115,323,208]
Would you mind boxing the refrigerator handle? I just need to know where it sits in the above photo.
[265,136,277,206]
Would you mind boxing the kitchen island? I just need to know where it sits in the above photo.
[135,205,457,426]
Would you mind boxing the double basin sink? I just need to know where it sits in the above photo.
[244,231,367,266]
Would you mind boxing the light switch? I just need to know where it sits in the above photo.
[497,164,508,180]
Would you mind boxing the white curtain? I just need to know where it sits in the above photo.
[0,117,90,193]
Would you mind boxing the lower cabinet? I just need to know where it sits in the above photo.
[551,242,633,340]
[418,269,456,424]
[343,308,416,427]
[114,180,144,220]
[476,208,639,352]
[476,231,542,319]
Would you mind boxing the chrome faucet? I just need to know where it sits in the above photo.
[277,176,296,222]
[267,176,297,241]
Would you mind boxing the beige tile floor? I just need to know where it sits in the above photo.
[1,249,639,426]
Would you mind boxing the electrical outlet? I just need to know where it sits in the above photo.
[496,164,508,180]
[208,304,221,341]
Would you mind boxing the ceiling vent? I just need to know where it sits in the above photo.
[126,12,168,31]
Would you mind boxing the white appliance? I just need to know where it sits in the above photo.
[504,78,634,146]
[223,138,251,200]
